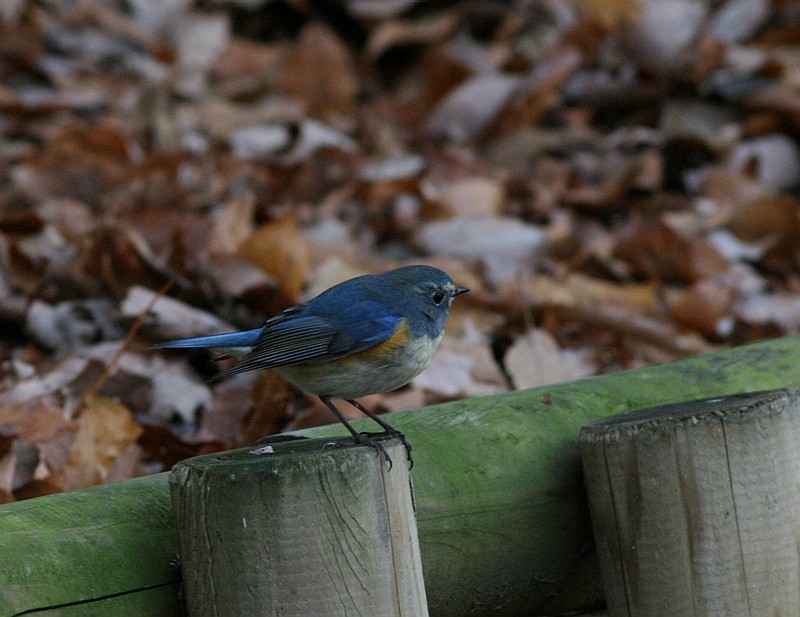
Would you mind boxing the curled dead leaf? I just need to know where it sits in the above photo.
[62,396,143,490]
[426,73,521,142]
[237,213,310,301]
[614,217,729,282]
[670,279,735,339]
[276,22,358,117]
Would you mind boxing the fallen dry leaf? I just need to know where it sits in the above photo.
[414,216,547,284]
[426,73,521,142]
[504,329,575,390]
[669,279,735,339]
[237,213,311,301]
[614,217,730,282]
[624,1,707,73]
[209,196,256,255]
[62,396,143,490]
[173,11,230,97]
[726,195,800,270]
[123,286,236,340]
[509,273,659,317]
[275,22,358,117]
[734,293,800,333]
[584,0,640,27]
[422,176,506,218]
[412,347,476,398]
[365,11,458,60]
[211,36,286,97]
[729,134,800,192]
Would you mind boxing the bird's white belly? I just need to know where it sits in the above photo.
[274,332,443,400]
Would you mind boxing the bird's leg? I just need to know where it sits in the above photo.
[320,396,392,468]
[346,399,413,467]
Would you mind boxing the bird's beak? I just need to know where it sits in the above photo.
[453,286,469,296]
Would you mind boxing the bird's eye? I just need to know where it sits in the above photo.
[432,291,446,305]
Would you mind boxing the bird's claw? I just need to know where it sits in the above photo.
[358,430,413,469]
[355,432,394,469]
[325,431,414,470]
[324,434,394,469]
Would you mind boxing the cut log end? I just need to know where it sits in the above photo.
[580,388,800,617]
[169,434,428,617]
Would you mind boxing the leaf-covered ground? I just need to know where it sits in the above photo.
[1,0,800,502]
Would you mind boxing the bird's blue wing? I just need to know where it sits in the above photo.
[215,300,401,378]
[314,293,402,355]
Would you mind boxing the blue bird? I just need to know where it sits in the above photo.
[153,265,468,464]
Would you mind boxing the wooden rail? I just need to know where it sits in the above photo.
[3,336,800,616]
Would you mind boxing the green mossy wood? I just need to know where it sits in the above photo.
[2,337,800,616]
[0,473,180,616]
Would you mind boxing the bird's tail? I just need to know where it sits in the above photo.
[152,328,262,351]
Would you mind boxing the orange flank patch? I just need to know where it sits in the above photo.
[354,319,410,359]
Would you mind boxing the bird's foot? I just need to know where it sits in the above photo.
[359,429,413,469]
[324,433,394,468]
[324,431,415,469]
[354,432,395,469]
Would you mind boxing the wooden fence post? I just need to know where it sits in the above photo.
[169,435,427,617]
[579,389,800,617]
